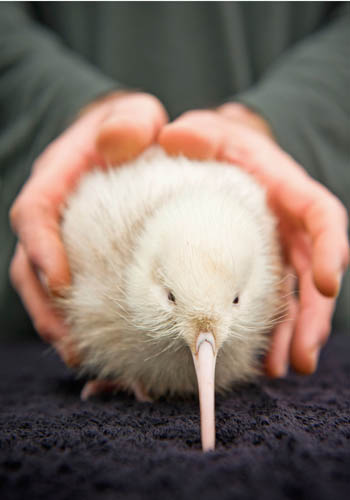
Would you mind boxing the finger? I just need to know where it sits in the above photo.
[10,245,79,367]
[290,252,335,374]
[161,108,349,301]
[10,123,103,292]
[265,286,298,378]
[9,244,68,344]
[302,188,349,297]
[223,141,349,301]
[10,196,71,293]
[218,120,349,298]
[270,179,349,297]
[158,110,225,159]
[97,93,168,164]
[10,134,100,292]
[10,93,168,297]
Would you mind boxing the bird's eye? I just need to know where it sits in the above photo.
[233,296,239,305]
[168,291,176,303]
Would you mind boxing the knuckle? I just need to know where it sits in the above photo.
[119,92,165,115]
[9,200,24,231]
[10,194,37,232]
[10,184,52,234]
[328,194,346,218]
[324,192,348,223]
[32,156,44,174]
[139,92,162,108]
[330,199,350,266]
[25,244,40,269]
[9,255,21,289]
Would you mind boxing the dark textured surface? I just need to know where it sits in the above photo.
[0,334,349,500]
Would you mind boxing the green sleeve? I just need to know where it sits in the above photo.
[0,2,119,336]
[0,2,119,174]
[236,5,350,332]
[236,5,350,209]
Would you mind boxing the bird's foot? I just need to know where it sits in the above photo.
[81,379,153,403]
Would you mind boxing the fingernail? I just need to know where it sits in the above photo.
[266,361,288,378]
[274,360,289,378]
[278,363,288,378]
[37,270,49,291]
[309,346,320,373]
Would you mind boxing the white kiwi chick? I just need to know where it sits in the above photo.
[58,146,286,451]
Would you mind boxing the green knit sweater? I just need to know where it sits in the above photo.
[0,1,349,335]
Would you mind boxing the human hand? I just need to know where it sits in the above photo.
[158,103,349,377]
[9,91,167,364]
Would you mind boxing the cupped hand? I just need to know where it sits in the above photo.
[9,91,168,363]
[158,103,349,377]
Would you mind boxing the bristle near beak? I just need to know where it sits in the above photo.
[192,332,217,451]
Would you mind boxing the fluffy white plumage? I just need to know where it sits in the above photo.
[58,146,286,449]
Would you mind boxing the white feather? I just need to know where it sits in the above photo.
[58,146,286,398]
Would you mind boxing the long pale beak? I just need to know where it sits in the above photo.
[191,332,217,451]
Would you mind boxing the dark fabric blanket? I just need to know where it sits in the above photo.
[0,334,349,500]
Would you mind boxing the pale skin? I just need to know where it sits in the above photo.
[9,91,349,377]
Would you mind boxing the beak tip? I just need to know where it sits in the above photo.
[202,439,215,452]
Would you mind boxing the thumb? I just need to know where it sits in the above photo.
[96,93,168,164]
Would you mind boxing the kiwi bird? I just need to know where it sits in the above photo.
[58,147,286,451]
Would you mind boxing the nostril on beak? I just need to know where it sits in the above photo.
[195,332,216,356]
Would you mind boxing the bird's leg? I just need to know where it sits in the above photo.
[80,380,124,401]
[130,380,153,403]
[80,379,153,402]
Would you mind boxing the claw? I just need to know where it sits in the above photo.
[130,381,153,402]
[81,379,152,402]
